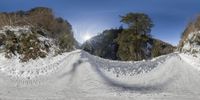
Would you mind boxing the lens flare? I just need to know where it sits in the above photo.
[83,33,92,41]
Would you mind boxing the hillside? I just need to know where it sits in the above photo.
[82,28,175,61]
[179,15,200,55]
[81,29,122,60]
[0,7,77,51]
[0,7,77,61]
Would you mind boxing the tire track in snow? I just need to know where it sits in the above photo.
[81,51,179,92]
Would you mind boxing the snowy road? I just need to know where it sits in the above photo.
[0,50,200,100]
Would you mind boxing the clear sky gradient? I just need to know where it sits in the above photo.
[0,0,200,45]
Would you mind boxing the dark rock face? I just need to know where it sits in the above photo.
[82,29,175,61]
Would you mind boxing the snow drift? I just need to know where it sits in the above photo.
[0,50,200,100]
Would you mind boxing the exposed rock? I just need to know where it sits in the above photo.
[179,15,200,54]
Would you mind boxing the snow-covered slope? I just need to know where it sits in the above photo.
[0,50,200,100]
[0,26,61,62]
[181,31,200,53]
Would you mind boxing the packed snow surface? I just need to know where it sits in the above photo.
[0,50,200,100]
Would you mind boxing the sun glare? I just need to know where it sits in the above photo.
[83,34,92,41]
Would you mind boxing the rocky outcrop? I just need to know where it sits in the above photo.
[179,15,200,54]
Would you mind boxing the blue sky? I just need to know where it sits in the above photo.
[0,0,200,45]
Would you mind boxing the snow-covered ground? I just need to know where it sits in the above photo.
[0,50,200,100]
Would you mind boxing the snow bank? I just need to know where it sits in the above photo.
[0,50,79,79]
[179,53,200,71]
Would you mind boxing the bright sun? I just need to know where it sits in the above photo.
[83,34,92,41]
